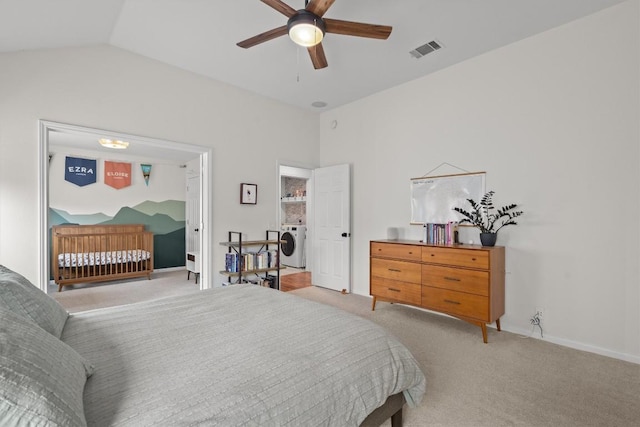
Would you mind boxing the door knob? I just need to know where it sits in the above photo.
[341,232,351,237]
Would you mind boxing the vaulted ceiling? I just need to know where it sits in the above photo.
[1,0,627,111]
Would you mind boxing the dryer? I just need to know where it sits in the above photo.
[280,225,306,268]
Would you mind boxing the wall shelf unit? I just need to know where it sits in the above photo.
[220,230,284,289]
[281,197,307,203]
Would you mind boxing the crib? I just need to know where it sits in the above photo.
[51,224,154,292]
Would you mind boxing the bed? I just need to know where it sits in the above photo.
[51,224,154,292]
[0,265,426,426]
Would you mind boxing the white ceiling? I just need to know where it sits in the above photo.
[1,0,627,112]
[47,127,203,164]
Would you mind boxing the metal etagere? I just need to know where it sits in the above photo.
[219,230,284,289]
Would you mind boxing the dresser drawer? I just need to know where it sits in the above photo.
[422,247,489,269]
[422,286,489,321]
[371,278,421,305]
[371,242,421,262]
[422,265,489,296]
[371,258,421,284]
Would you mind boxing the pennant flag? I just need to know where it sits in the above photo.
[141,164,152,186]
[104,161,132,189]
[65,156,96,187]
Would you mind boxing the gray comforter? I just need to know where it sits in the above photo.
[62,284,425,426]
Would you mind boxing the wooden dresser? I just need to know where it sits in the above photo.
[370,240,505,343]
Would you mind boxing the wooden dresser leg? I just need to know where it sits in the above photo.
[496,318,502,331]
[371,296,377,311]
[481,323,488,343]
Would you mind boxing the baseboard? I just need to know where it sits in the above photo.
[155,266,186,273]
[502,325,640,365]
[374,298,640,365]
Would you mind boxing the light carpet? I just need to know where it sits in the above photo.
[290,286,640,427]
[50,269,199,313]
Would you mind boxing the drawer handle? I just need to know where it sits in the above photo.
[444,276,461,282]
[388,268,402,272]
[444,299,461,305]
[388,288,401,292]
[471,257,476,261]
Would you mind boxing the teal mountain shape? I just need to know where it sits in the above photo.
[101,207,184,235]
[50,208,111,225]
[154,228,186,268]
[132,200,185,222]
[50,209,70,226]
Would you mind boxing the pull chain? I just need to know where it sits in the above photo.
[296,46,300,82]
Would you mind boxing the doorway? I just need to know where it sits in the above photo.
[277,163,352,293]
[278,165,312,291]
[38,120,213,293]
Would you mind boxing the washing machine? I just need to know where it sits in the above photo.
[280,225,306,268]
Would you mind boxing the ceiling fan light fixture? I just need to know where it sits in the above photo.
[287,11,325,47]
[98,138,129,149]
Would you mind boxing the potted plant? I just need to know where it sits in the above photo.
[452,191,523,246]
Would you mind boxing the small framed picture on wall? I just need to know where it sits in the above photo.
[240,183,257,205]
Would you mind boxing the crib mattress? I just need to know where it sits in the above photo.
[57,250,152,268]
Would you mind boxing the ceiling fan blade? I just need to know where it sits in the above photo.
[237,25,288,48]
[307,43,328,69]
[305,0,335,17]
[260,0,296,18]
[324,18,392,39]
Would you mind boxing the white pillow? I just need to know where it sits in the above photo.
[0,307,94,426]
[0,264,69,338]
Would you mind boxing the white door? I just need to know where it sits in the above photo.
[312,164,351,292]
[186,174,200,254]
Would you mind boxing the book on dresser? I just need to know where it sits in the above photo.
[369,239,505,343]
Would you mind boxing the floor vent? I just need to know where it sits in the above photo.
[409,40,442,59]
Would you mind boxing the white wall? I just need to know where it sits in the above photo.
[0,45,319,286]
[319,1,640,362]
[49,146,186,218]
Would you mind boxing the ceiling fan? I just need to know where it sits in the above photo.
[237,0,392,70]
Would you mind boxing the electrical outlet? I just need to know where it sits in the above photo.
[530,313,540,325]
[529,309,545,338]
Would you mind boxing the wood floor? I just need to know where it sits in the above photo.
[280,272,311,292]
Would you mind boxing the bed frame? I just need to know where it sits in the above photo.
[361,393,405,427]
[51,224,154,292]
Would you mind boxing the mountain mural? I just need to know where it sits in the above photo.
[49,209,69,226]
[154,228,186,268]
[132,200,186,222]
[50,208,111,225]
[49,200,186,269]
[101,207,184,235]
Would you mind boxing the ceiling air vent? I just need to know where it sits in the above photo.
[409,40,442,59]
